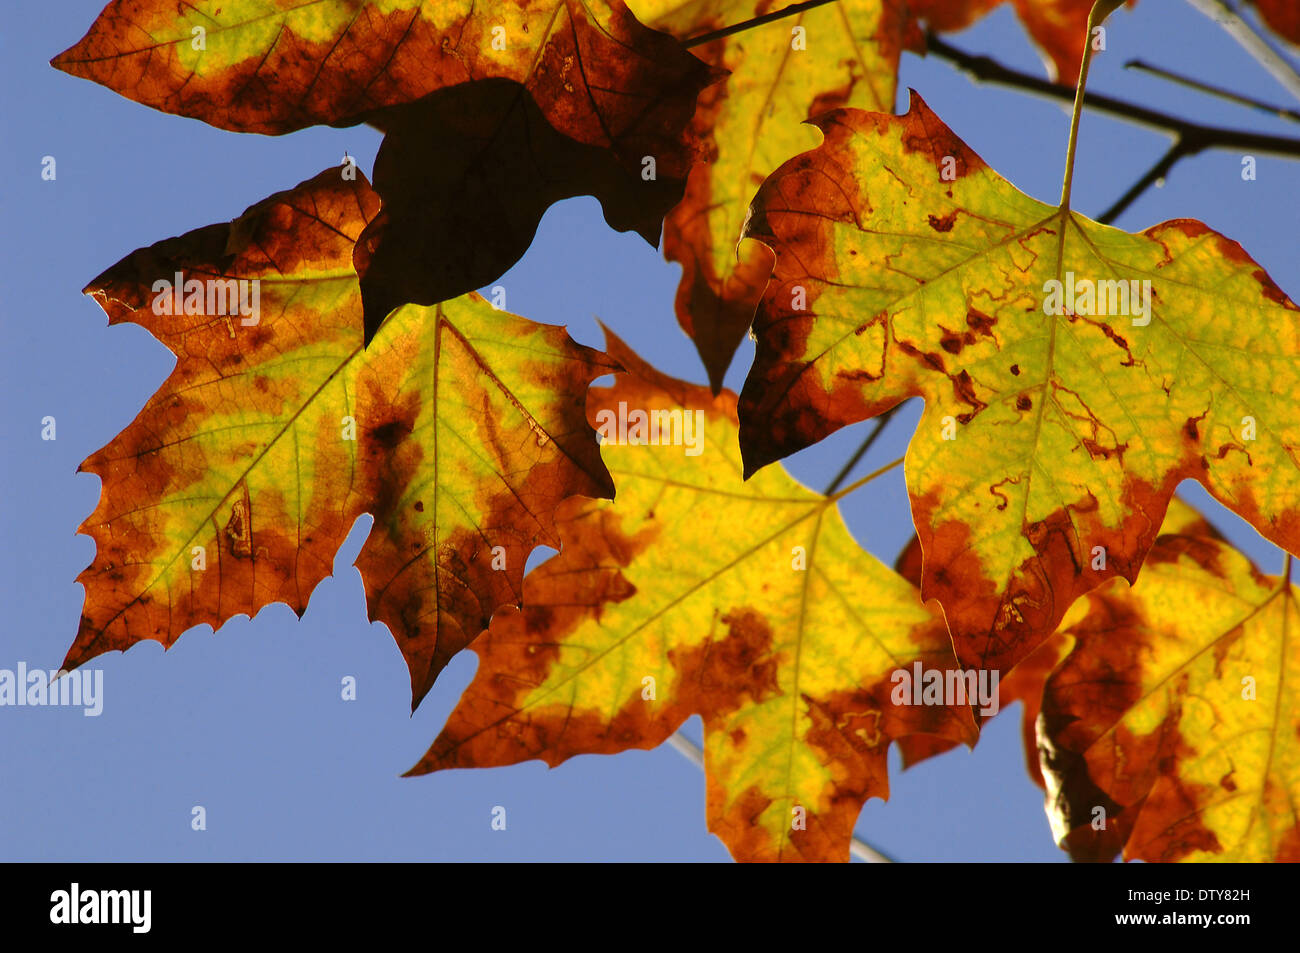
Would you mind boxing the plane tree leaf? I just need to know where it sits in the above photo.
[70,169,613,708]
[353,80,692,343]
[739,92,1300,677]
[54,0,717,342]
[413,329,977,862]
[893,496,1219,787]
[626,0,1126,390]
[627,0,908,390]
[51,0,715,156]
[1040,529,1300,862]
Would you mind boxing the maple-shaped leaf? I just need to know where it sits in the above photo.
[739,93,1300,677]
[1040,530,1300,861]
[413,330,976,862]
[627,0,908,390]
[51,0,714,151]
[908,0,1134,85]
[353,80,691,342]
[71,169,612,708]
[894,496,1219,788]
[54,0,716,340]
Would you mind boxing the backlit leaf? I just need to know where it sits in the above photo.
[414,330,976,862]
[71,169,612,708]
[628,0,908,389]
[352,80,691,342]
[739,92,1300,676]
[894,495,1220,788]
[52,0,714,156]
[1040,531,1300,862]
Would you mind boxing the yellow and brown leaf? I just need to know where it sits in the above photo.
[894,495,1221,788]
[72,169,612,708]
[414,329,976,862]
[52,0,714,168]
[629,0,909,390]
[1040,530,1300,862]
[739,92,1300,677]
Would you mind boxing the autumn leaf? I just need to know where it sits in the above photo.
[628,0,909,390]
[53,0,716,338]
[629,0,1127,390]
[738,92,1300,678]
[353,80,691,343]
[894,495,1220,789]
[71,169,612,708]
[52,0,714,159]
[412,329,976,862]
[1040,530,1300,862]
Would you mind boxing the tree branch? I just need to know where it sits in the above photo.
[823,406,899,495]
[1125,59,1300,123]
[682,0,837,48]
[924,33,1300,160]
[1184,0,1300,104]
[665,730,898,862]
[1096,139,1195,223]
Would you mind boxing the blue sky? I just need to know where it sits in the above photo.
[1,0,1297,861]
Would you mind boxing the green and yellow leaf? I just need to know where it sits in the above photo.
[72,169,612,708]
[414,330,976,862]
[739,92,1300,675]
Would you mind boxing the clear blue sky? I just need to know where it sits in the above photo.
[1,0,1297,861]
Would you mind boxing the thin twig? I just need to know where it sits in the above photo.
[822,407,900,495]
[1125,59,1300,122]
[664,729,897,862]
[924,34,1300,160]
[1184,0,1300,104]
[682,0,837,48]
[1096,139,1195,223]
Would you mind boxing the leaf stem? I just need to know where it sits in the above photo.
[822,407,900,495]
[1060,1,1117,210]
[665,729,897,862]
[682,0,837,48]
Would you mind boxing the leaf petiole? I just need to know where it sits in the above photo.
[1060,0,1125,210]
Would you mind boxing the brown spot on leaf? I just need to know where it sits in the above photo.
[225,492,253,559]
[965,307,996,336]
[927,210,958,232]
